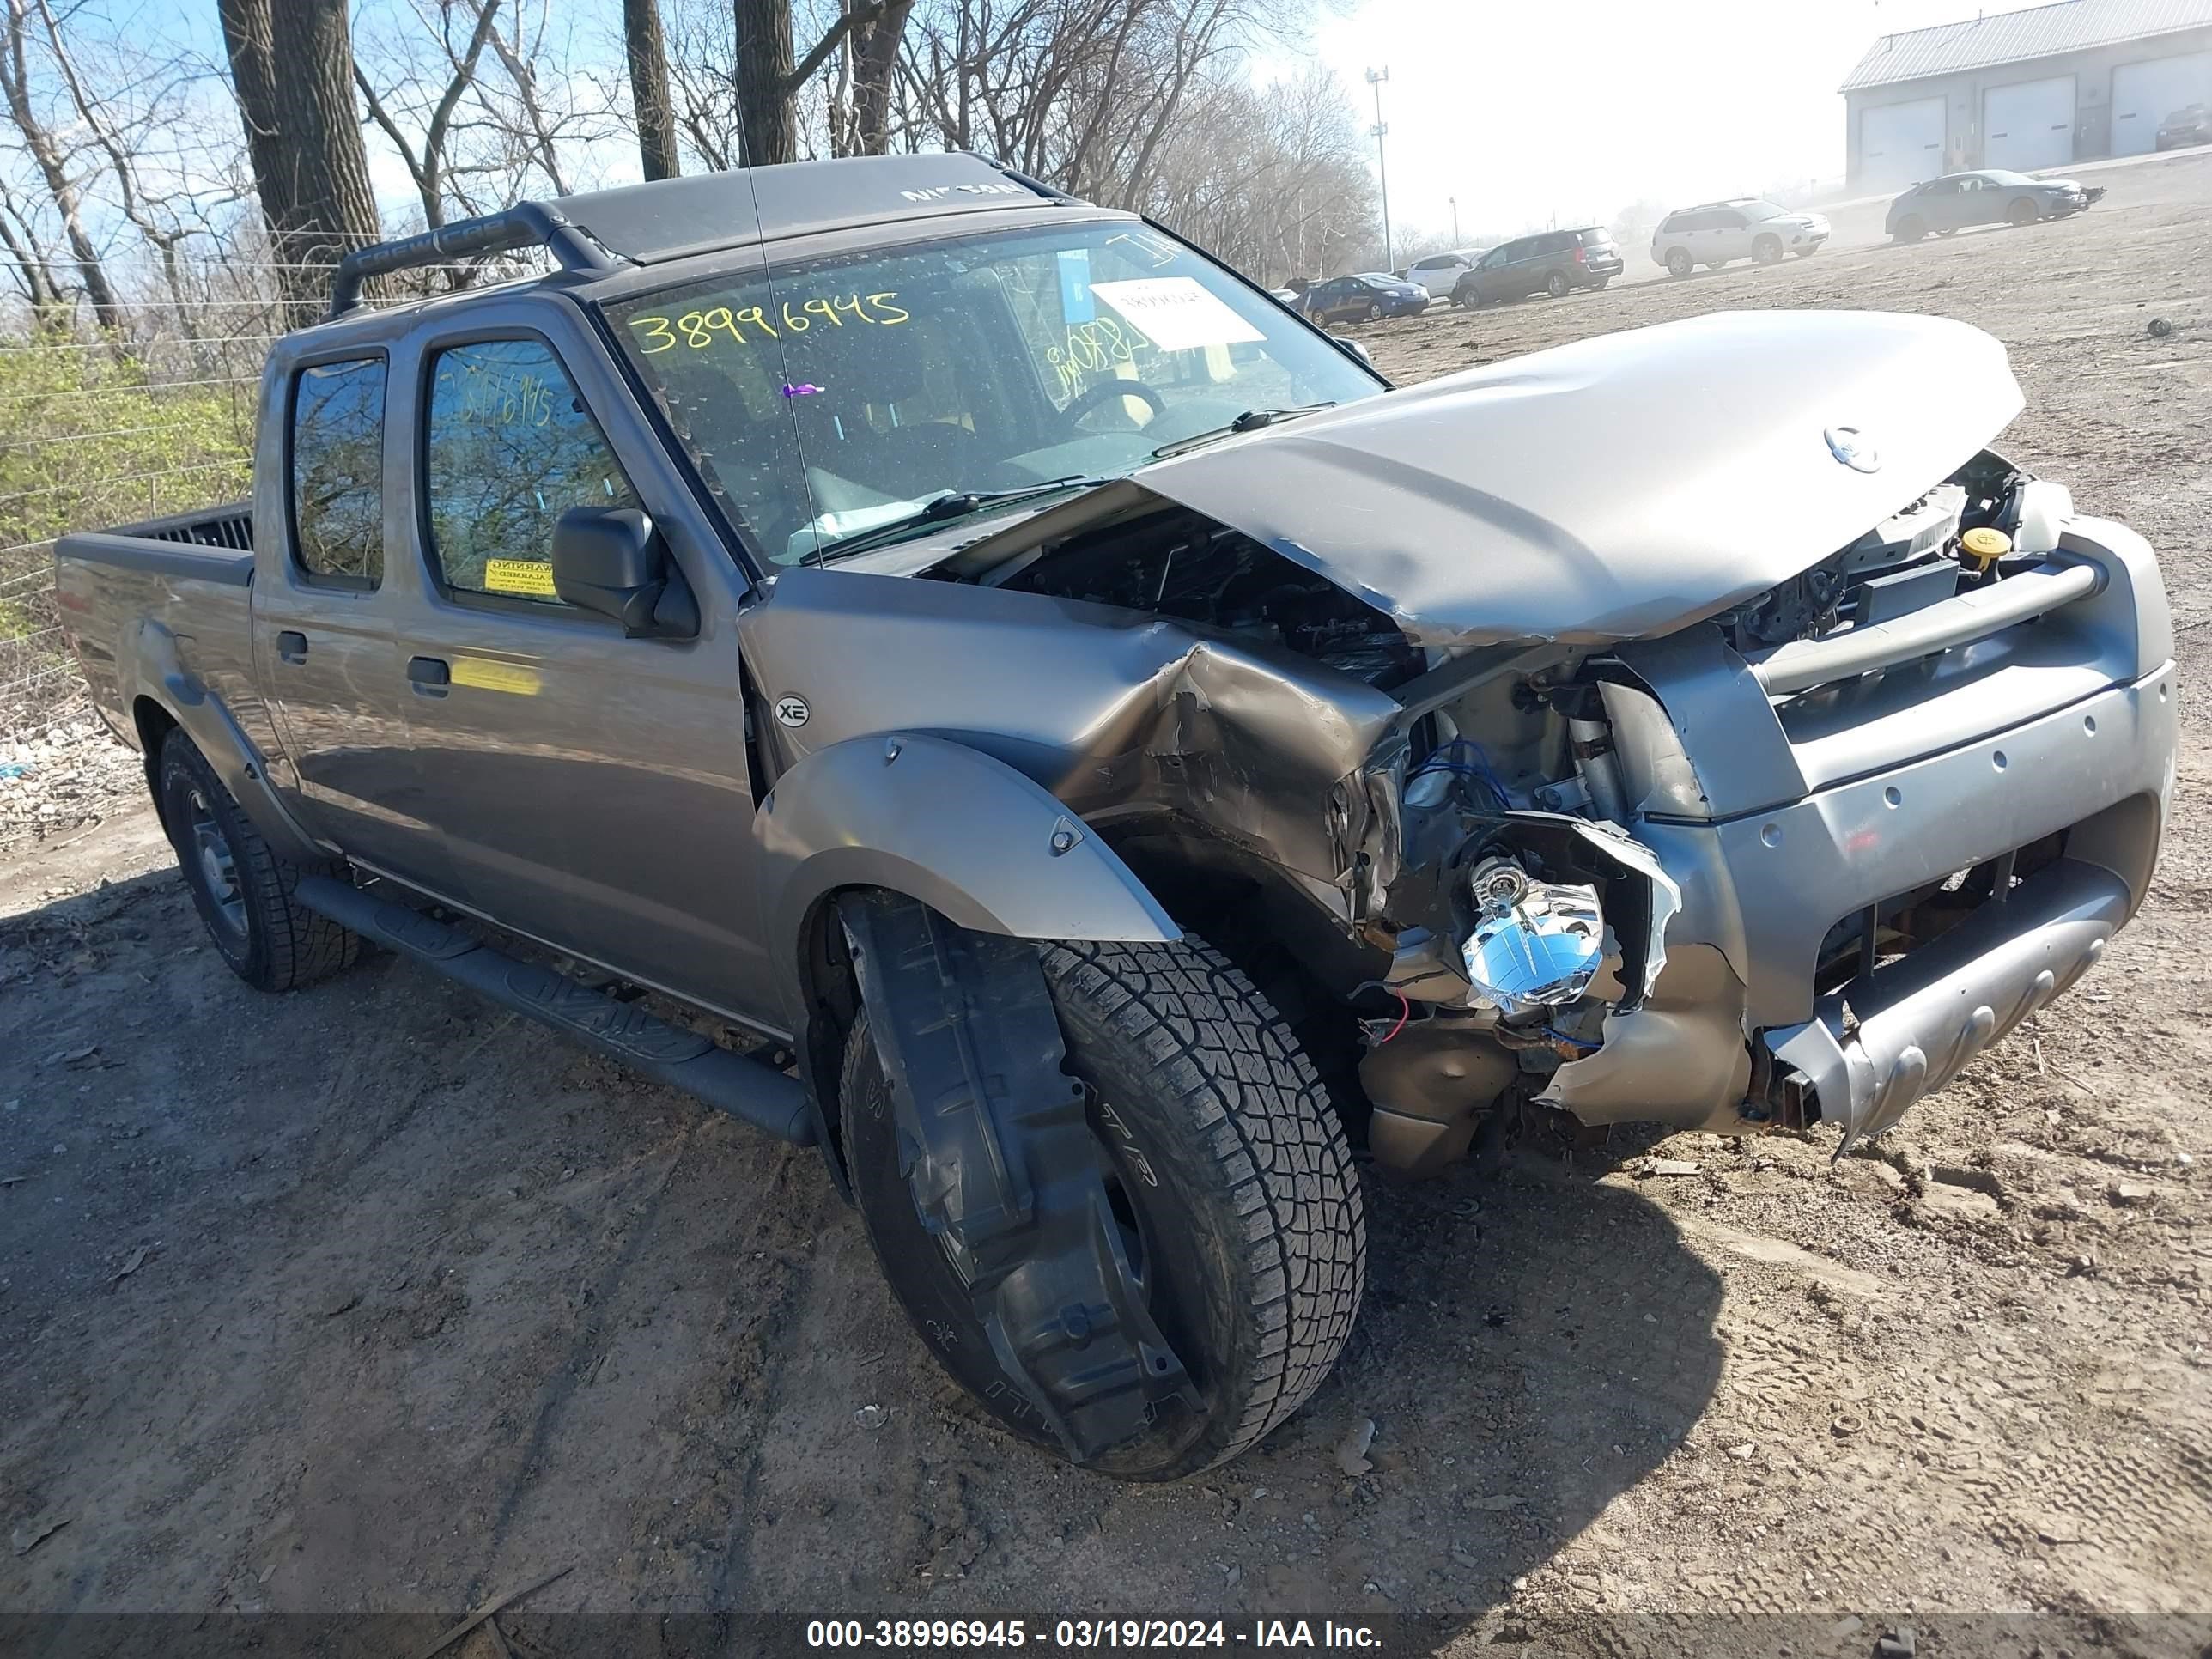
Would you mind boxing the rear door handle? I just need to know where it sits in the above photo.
[407,656,450,697]
[276,630,308,665]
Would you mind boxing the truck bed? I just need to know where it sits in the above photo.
[55,501,264,756]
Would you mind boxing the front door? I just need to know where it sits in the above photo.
[384,311,778,1028]
[254,351,449,886]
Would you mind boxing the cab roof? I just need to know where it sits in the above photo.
[325,153,1076,319]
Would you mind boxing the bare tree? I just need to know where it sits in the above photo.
[218,0,381,323]
[0,0,121,328]
[356,0,504,232]
[623,0,680,179]
[734,0,905,166]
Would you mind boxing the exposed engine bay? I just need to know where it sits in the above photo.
[908,441,2100,1176]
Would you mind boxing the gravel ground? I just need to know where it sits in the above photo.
[1,150,2207,1652]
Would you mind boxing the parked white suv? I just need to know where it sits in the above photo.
[1404,249,1482,299]
[1652,198,1828,277]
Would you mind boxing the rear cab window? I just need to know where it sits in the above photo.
[288,357,387,588]
[421,338,641,608]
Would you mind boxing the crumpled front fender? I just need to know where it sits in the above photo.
[755,732,1180,1025]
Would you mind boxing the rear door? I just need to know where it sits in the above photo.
[254,350,450,886]
[1708,210,1748,262]
[383,301,780,1025]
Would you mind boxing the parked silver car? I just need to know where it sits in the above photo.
[1652,198,1830,277]
[1404,249,1481,298]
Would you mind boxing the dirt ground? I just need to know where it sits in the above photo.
[3,150,2209,1650]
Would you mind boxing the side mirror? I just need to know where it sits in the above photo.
[550,507,696,639]
[1333,336,1374,367]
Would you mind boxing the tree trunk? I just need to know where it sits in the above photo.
[732,0,797,166]
[624,0,680,180]
[849,0,912,155]
[219,0,380,325]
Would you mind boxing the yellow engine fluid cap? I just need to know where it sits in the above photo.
[1961,526,2012,568]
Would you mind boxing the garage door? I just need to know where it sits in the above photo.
[2111,52,2212,155]
[1860,97,1946,192]
[1984,75,2075,171]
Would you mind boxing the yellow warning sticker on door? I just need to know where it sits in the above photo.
[451,657,543,696]
[483,558,558,598]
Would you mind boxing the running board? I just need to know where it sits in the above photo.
[294,875,816,1146]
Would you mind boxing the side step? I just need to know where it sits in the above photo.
[295,875,816,1146]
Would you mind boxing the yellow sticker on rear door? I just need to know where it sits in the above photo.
[483,558,558,598]
[450,658,543,696]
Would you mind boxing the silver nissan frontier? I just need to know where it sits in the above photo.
[54,153,2175,1480]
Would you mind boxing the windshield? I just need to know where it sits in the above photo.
[1743,201,1790,222]
[1981,170,2038,185]
[605,220,1384,565]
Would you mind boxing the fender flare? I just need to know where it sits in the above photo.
[756,732,1179,1023]
[124,618,333,867]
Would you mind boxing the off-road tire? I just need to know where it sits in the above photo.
[841,934,1364,1480]
[2008,198,2042,227]
[1664,247,1692,278]
[157,729,360,993]
[1753,233,1784,264]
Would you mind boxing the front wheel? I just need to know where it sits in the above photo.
[842,934,1364,1480]
[2008,198,2042,226]
[156,728,360,992]
[1363,301,1382,322]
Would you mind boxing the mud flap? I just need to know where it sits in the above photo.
[839,890,1200,1463]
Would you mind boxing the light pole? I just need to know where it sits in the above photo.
[1449,195,1459,245]
[1366,66,1392,271]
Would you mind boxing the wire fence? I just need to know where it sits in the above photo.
[0,345,261,733]
[0,250,565,737]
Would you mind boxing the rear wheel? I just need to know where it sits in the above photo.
[1753,234,1784,264]
[1545,269,1571,298]
[1665,247,1692,278]
[842,934,1364,1480]
[1893,215,1927,243]
[2008,198,2042,226]
[156,729,359,993]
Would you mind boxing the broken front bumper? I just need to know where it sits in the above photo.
[1548,514,2174,1142]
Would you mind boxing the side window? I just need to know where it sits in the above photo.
[1714,211,1746,230]
[1658,214,1686,234]
[289,357,386,587]
[423,339,641,607]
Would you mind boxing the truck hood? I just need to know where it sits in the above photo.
[1130,308,2023,648]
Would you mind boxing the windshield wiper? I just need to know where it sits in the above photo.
[806,475,1114,563]
[1150,402,1336,459]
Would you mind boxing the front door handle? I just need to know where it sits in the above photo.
[407,656,450,697]
[276,630,308,665]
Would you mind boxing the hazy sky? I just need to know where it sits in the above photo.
[1304,0,1983,245]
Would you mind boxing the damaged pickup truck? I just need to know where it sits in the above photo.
[56,154,2175,1480]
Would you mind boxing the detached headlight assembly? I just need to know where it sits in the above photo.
[1461,855,1605,1016]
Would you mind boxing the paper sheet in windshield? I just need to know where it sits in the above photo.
[1091,278,1265,352]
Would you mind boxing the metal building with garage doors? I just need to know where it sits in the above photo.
[1843,0,2212,191]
